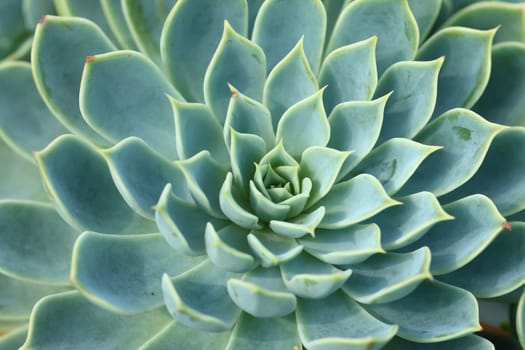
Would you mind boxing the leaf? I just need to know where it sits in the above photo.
[34,135,154,234]
[79,50,183,158]
[252,0,326,73]
[161,0,247,101]
[270,206,326,239]
[263,39,318,128]
[0,0,28,60]
[439,222,525,298]
[383,335,495,350]
[229,131,266,192]
[21,291,171,349]
[327,0,419,74]
[366,280,480,342]
[296,291,397,350]
[71,232,204,313]
[518,289,525,349]
[162,260,241,332]
[319,36,378,114]
[247,230,303,267]
[204,21,266,123]
[416,27,496,119]
[473,43,525,126]
[100,0,137,49]
[407,0,442,42]
[374,58,443,143]
[0,201,78,284]
[32,15,115,144]
[220,172,262,230]
[0,325,28,350]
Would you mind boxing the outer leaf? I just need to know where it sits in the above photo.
[407,0,442,41]
[374,58,443,143]
[319,36,378,113]
[32,15,115,144]
[71,232,204,314]
[439,222,525,298]
[79,50,183,158]
[416,27,495,118]
[473,43,525,126]
[0,62,66,161]
[327,0,419,74]
[121,0,176,64]
[0,201,77,284]
[225,313,301,350]
[296,291,398,350]
[0,1,28,60]
[263,39,318,128]
[161,0,247,101]
[366,281,481,342]
[162,260,241,332]
[400,108,503,196]
[34,135,153,234]
[252,0,326,73]
[383,335,495,350]
[100,0,137,49]
[21,291,171,350]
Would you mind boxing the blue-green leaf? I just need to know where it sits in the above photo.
[162,260,241,332]
[204,21,266,123]
[0,0,27,60]
[270,206,326,239]
[252,0,326,73]
[327,0,419,74]
[229,131,266,192]
[383,335,495,350]
[407,0,442,42]
[220,172,262,230]
[518,289,525,349]
[79,50,183,158]
[161,0,247,101]
[22,0,55,29]
[100,0,137,49]
[247,230,303,267]
[32,15,115,144]
[416,27,495,118]
[0,325,28,350]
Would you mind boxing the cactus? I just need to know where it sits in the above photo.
[1,0,525,349]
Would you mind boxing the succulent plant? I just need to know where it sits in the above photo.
[2,0,525,349]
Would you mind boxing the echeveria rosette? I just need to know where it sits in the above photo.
[2,0,525,349]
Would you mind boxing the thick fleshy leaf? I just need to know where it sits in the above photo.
[71,232,204,314]
[0,274,68,321]
[416,27,495,118]
[204,22,266,123]
[252,0,326,73]
[270,206,326,239]
[439,222,525,298]
[121,0,176,64]
[343,248,432,304]
[220,172,262,230]
[353,138,440,195]
[297,291,398,350]
[300,146,349,206]
[280,253,352,299]
[162,260,241,332]
[0,325,27,350]
[227,267,296,318]
[32,15,115,144]
[442,2,525,43]
[474,43,525,126]
[247,230,303,267]
[21,0,55,29]
[374,192,453,250]
[171,99,228,163]
[275,90,330,159]
[0,201,77,284]
[0,1,27,60]
[224,86,275,149]
[155,184,226,255]
[400,108,503,196]
[35,135,153,234]
[374,58,443,143]
[327,0,419,74]
[366,280,480,342]
[407,0,442,41]
[519,289,525,349]
[0,62,66,161]
[79,50,182,158]
[179,151,228,218]
[161,0,247,101]
[441,127,525,216]
[263,39,318,128]
[205,223,256,273]
[22,291,171,349]
[300,223,383,265]
[318,174,400,229]
[328,95,388,179]
[100,0,137,49]
[105,137,190,219]
[229,131,266,192]
[226,313,301,350]
[319,37,377,113]
[249,181,291,222]
[0,138,46,200]
[383,335,495,350]
[404,195,505,275]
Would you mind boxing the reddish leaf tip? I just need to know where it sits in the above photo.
[503,221,512,231]
[38,15,47,25]
[85,56,95,63]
